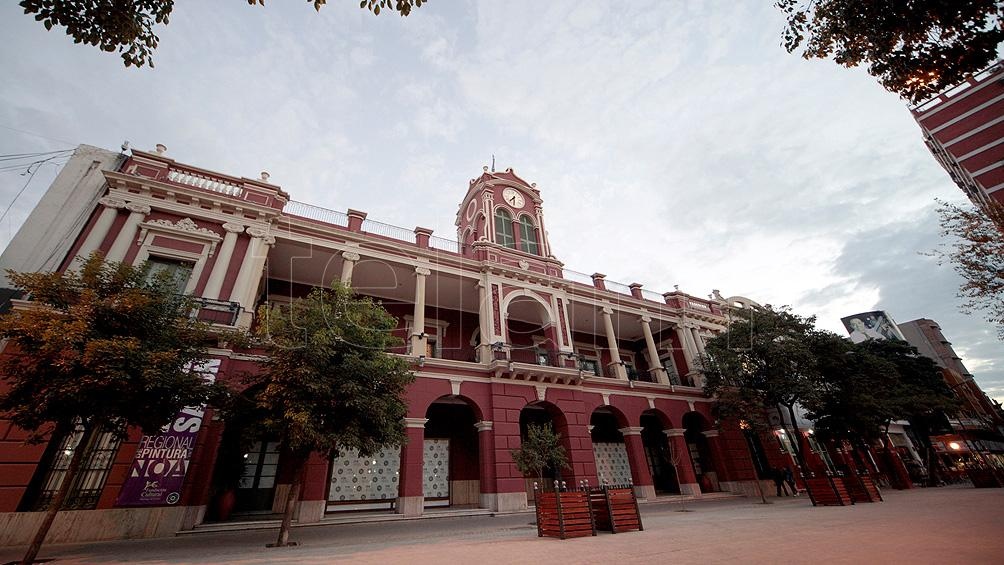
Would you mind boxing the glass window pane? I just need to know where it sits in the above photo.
[494,210,515,248]
[519,216,539,255]
[144,257,194,294]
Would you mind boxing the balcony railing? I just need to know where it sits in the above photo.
[509,348,561,367]
[166,167,244,198]
[189,296,241,326]
[285,200,350,227]
[429,235,461,254]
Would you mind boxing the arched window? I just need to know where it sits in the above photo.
[494,208,515,248]
[518,215,539,255]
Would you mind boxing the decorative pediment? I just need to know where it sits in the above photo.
[145,217,220,238]
[139,217,222,256]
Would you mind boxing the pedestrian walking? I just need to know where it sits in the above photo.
[772,467,788,497]
[784,466,798,496]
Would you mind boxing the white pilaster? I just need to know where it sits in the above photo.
[202,222,244,300]
[230,227,274,326]
[71,197,126,268]
[105,202,150,263]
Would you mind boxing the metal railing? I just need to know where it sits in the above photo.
[509,348,562,367]
[429,235,461,254]
[604,280,634,297]
[361,218,418,242]
[189,296,242,326]
[641,289,664,302]
[285,200,349,227]
[562,269,596,286]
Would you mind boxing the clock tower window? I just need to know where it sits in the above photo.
[494,208,516,249]
[518,215,539,255]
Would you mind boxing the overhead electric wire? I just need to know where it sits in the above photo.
[0,149,74,161]
[0,125,77,145]
[0,165,42,225]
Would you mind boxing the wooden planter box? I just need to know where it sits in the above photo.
[534,489,596,539]
[845,473,883,503]
[588,486,643,533]
[804,475,853,506]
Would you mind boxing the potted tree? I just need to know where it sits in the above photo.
[511,423,570,488]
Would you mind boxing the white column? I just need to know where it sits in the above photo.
[601,306,626,379]
[676,325,696,377]
[202,222,244,300]
[477,280,492,363]
[640,316,669,384]
[340,251,360,285]
[105,202,151,263]
[692,327,708,356]
[71,197,126,268]
[230,227,274,326]
[683,326,705,387]
[410,266,431,356]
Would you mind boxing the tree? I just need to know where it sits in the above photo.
[18,0,427,68]
[776,0,1004,103]
[703,305,820,474]
[250,281,413,548]
[801,331,898,447]
[935,199,1004,339]
[799,332,957,485]
[0,253,223,565]
[510,423,570,489]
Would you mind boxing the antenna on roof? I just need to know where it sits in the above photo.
[491,154,495,173]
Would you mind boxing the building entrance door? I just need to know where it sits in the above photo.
[235,440,279,513]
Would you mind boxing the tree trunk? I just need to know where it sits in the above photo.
[782,404,808,475]
[22,424,94,565]
[743,439,768,504]
[274,454,305,548]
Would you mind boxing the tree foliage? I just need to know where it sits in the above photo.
[250,281,413,546]
[0,253,221,441]
[703,306,819,411]
[801,333,957,443]
[776,0,1004,103]
[0,253,223,564]
[19,0,426,68]
[935,199,1004,339]
[510,423,569,485]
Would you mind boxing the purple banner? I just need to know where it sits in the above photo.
[115,359,221,507]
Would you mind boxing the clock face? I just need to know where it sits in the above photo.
[502,188,525,208]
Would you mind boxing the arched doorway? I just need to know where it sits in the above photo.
[683,412,718,493]
[641,410,679,494]
[590,407,632,487]
[505,293,559,365]
[423,396,481,509]
[519,401,571,500]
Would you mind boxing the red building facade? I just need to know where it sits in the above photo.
[0,146,781,545]
[912,61,1004,209]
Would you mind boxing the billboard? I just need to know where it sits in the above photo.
[841,310,905,344]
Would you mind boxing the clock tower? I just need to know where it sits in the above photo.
[455,166,562,276]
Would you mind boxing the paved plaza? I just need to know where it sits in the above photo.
[2,486,1001,564]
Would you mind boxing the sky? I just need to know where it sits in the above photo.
[0,1,1000,402]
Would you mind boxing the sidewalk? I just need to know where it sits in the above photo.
[2,487,1001,564]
